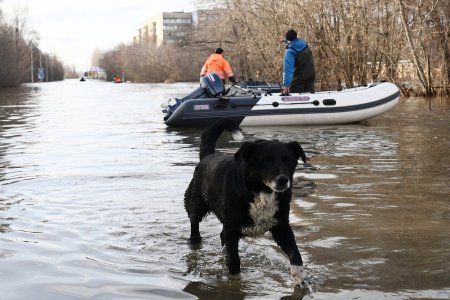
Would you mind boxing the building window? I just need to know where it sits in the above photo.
[163,25,177,30]
[163,18,191,24]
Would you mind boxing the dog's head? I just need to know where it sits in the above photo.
[235,140,306,192]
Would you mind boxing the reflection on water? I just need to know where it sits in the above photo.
[0,80,449,299]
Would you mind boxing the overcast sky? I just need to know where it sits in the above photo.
[1,0,196,70]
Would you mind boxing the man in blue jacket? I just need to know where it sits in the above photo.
[282,29,315,94]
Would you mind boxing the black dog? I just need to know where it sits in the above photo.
[184,118,307,285]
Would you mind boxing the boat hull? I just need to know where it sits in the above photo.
[164,82,400,127]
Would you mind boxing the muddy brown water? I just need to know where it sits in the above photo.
[0,80,449,299]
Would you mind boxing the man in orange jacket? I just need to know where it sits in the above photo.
[200,48,237,84]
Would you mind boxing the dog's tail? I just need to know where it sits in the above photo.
[200,118,243,160]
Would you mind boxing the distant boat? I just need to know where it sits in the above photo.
[80,77,86,82]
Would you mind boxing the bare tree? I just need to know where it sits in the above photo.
[64,65,79,79]
[97,0,448,96]
[0,6,64,87]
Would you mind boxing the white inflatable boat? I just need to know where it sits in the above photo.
[162,74,400,127]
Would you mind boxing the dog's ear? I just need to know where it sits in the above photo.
[287,141,307,163]
[234,142,256,163]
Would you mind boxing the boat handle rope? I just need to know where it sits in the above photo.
[272,100,320,107]
[230,100,322,108]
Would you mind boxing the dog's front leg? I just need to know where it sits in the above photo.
[271,223,304,285]
[220,229,225,247]
[223,228,241,278]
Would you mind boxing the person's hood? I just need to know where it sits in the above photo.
[287,38,307,53]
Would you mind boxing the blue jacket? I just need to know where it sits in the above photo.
[282,38,308,87]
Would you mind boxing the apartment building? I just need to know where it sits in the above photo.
[191,9,220,26]
[134,12,193,47]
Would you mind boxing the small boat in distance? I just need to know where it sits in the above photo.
[162,74,400,128]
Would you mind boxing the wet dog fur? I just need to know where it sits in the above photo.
[184,118,307,284]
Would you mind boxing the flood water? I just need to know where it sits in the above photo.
[0,79,449,299]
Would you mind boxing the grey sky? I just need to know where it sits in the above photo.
[1,0,196,70]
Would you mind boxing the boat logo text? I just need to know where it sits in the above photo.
[194,104,210,111]
[280,96,310,102]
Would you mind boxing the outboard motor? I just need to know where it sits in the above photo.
[178,74,224,101]
[200,74,224,97]
[163,74,225,121]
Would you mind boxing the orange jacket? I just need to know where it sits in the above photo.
[200,53,234,80]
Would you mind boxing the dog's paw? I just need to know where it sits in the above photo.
[291,265,305,286]
[188,236,202,249]
[231,130,244,142]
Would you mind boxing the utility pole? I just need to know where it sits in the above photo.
[45,56,48,82]
[39,52,42,82]
[30,42,34,83]
[15,20,20,86]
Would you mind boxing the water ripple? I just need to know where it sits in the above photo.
[0,82,449,299]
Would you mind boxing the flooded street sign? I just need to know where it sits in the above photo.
[37,67,45,81]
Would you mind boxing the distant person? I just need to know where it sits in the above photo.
[281,29,315,94]
[200,48,237,84]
